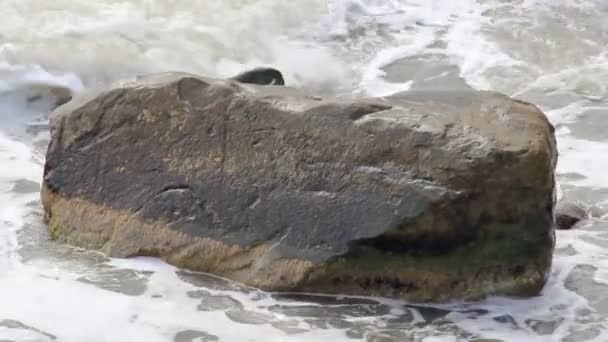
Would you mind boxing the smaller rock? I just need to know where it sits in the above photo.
[48,85,73,108]
[174,330,219,342]
[230,67,285,86]
[555,201,589,230]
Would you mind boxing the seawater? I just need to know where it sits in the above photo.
[1,1,608,341]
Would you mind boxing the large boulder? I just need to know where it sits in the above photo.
[42,72,557,302]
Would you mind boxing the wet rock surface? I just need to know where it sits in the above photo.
[42,72,557,301]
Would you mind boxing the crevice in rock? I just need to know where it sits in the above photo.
[133,184,195,215]
[160,184,195,193]
[76,131,116,152]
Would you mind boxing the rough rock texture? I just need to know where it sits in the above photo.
[42,72,558,302]
[555,201,588,230]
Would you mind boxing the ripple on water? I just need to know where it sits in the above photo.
[76,267,151,296]
[177,271,252,293]
[0,320,56,341]
[565,265,608,317]
[10,179,40,194]
[197,295,244,312]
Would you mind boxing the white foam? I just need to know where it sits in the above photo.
[555,136,608,188]
[0,0,348,93]
[0,133,41,277]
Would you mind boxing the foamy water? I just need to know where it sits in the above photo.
[1,0,608,341]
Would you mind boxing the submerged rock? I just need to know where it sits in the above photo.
[197,295,243,311]
[42,72,557,302]
[555,201,589,230]
[174,330,219,342]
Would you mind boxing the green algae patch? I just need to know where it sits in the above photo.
[48,218,63,241]
[297,233,552,302]
[47,215,111,252]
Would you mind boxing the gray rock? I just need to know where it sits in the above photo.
[42,72,557,302]
[555,201,588,230]
[49,85,73,108]
[230,67,284,86]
